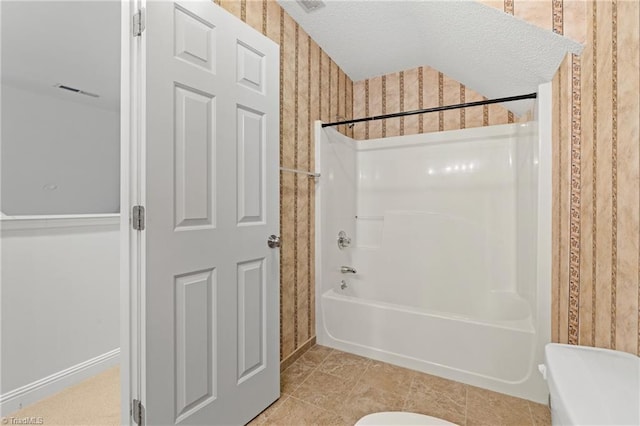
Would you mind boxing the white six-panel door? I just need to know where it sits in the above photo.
[141,1,279,424]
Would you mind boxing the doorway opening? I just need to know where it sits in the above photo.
[1,1,122,423]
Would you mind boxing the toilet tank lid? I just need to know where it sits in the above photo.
[544,343,639,426]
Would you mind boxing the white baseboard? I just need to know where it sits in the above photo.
[0,348,120,416]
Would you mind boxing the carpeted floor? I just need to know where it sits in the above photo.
[6,366,120,426]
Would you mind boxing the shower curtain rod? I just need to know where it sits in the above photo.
[321,92,537,128]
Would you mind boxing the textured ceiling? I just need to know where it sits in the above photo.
[1,0,120,111]
[278,0,583,115]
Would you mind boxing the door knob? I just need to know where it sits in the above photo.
[267,235,281,248]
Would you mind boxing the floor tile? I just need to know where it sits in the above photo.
[247,396,290,425]
[358,360,416,397]
[336,382,407,425]
[411,372,467,397]
[466,385,532,426]
[262,396,342,426]
[281,357,317,395]
[404,374,467,425]
[529,401,552,426]
[299,344,334,367]
[317,350,372,381]
[292,370,357,411]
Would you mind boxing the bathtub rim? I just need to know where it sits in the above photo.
[322,288,535,333]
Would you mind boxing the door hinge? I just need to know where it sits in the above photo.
[132,399,145,425]
[133,8,145,37]
[132,205,145,231]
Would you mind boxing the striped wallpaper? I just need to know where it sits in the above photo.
[550,0,639,355]
[352,68,515,141]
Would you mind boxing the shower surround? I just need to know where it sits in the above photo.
[315,97,551,402]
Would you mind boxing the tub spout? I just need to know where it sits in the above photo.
[341,266,357,274]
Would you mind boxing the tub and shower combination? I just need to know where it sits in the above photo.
[314,90,551,403]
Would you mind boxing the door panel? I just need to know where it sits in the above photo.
[142,1,279,424]
[174,4,217,73]
[236,42,265,93]
[236,106,265,225]
[174,268,217,422]
[237,258,266,383]
[174,84,216,230]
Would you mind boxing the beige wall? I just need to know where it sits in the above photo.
[217,0,353,364]
[353,1,640,355]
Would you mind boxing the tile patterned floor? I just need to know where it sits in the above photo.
[249,345,551,426]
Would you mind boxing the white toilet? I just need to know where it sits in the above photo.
[355,412,457,425]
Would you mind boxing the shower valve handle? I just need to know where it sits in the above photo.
[337,231,351,249]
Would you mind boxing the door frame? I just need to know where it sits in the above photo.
[120,0,141,424]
